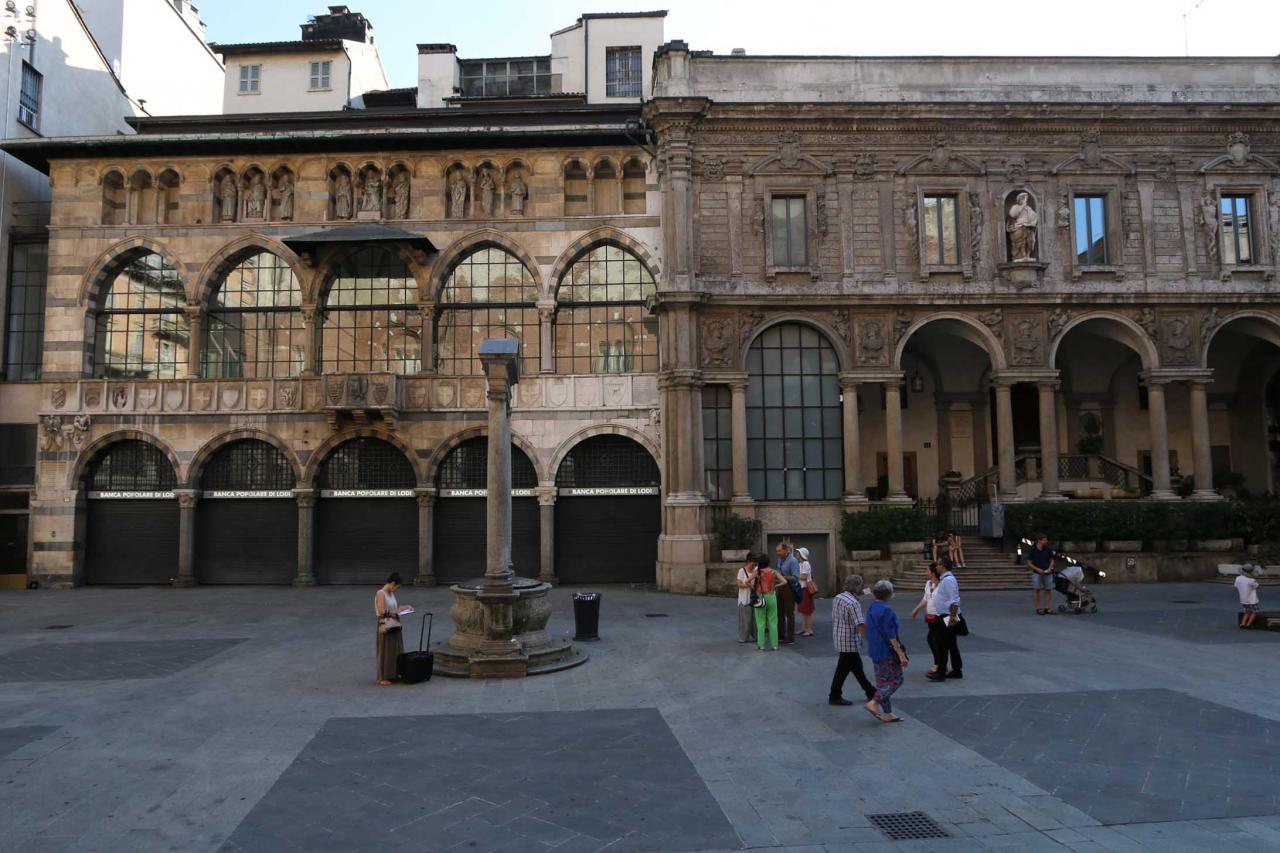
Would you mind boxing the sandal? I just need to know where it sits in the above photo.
[879,714,904,723]
[864,700,881,720]
[377,680,393,686]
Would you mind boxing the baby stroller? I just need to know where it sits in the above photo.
[1016,537,1102,614]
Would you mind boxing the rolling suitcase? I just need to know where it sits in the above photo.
[397,612,434,683]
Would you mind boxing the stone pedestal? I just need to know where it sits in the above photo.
[432,577,586,678]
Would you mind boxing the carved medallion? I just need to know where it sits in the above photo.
[84,386,102,408]
[136,385,158,410]
[371,377,389,406]
[406,380,428,409]
[701,316,735,367]
[325,377,343,406]
[347,374,368,404]
[220,384,243,410]
[778,130,802,169]
[71,414,91,448]
[1010,317,1044,366]
[852,152,876,179]
[40,415,64,452]
[856,318,889,366]
[51,385,67,409]
[519,380,542,408]
[278,383,297,409]
[1047,308,1075,341]
[302,380,322,410]
[701,156,725,181]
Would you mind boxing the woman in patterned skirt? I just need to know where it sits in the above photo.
[865,579,908,723]
[374,573,408,685]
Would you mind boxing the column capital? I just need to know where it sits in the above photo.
[714,371,749,390]
[842,369,903,384]
[1138,371,1174,387]
[1036,379,1062,391]
[174,488,198,509]
[293,487,317,508]
[414,487,437,507]
[534,484,557,505]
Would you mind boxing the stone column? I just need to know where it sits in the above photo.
[1142,375,1177,500]
[1188,377,1221,500]
[300,305,320,377]
[173,490,198,587]
[840,375,867,504]
[418,302,436,374]
[993,378,1018,499]
[883,380,911,504]
[293,488,317,586]
[536,484,557,584]
[1037,379,1064,500]
[479,339,519,590]
[537,300,556,374]
[728,377,752,504]
[184,306,203,378]
[414,489,436,585]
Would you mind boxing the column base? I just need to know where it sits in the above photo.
[883,493,913,506]
[171,576,198,588]
[1149,490,1181,501]
[1189,490,1224,502]
[1037,491,1068,502]
[841,494,870,508]
[291,575,318,587]
[998,492,1024,503]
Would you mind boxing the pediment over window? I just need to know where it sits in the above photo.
[895,134,985,176]
[1199,131,1279,174]
[745,131,834,177]
[1051,131,1134,176]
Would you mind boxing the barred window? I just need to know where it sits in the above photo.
[436,247,538,376]
[93,252,189,379]
[702,386,733,501]
[4,240,47,381]
[555,435,659,488]
[318,437,415,490]
[18,62,40,130]
[87,440,177,491]
[553,244,657,374]
[203,252,305,379]
[436,437,537,490]
[200,439,295,491]
[321,247,420,374]
[605,46,642,97]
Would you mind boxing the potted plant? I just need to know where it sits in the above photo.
[711,513,762,562]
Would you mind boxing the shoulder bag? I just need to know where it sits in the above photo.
[379,614,403,634]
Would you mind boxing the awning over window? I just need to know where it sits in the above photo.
[282,223,436,254]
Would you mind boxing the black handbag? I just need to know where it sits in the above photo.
[952,614,970,637]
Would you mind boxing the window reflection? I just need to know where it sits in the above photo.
[93,252,188,379]
[554,243,656,374]
[321,247,420,374]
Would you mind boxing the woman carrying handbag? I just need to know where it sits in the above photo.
[374,572,411,685]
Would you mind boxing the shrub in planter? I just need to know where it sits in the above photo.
[840,507,926,554]
[711,513,762,558]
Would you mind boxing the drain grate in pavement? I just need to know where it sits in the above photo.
[866,811,951,840]
[42,625,73,630]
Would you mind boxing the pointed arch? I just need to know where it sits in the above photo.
[548,226,660,295]
[68,430,182,490]
[195,235,307,306]
[429,229,542,299]
[301,427,425,488]
[1048,311,1160,371]
[423,424,546,485]
[738,314,852,372]
[80,236,190,308]
[894,312,1007,371]
[186,429,303,488]
[548,422,662,480]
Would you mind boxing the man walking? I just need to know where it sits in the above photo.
[829,575,877,705]
[1026,532,1057,615]
[775,542,800,644]
[927,557,963,681]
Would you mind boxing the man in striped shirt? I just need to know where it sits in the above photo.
[829,574,877,706]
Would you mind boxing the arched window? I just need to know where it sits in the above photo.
[93,252,188,379]
[200,439,295,491]
[203,252,304,379]
[746,323,842,500]
[321,247,420,374]
[437,437,538,490]
[436,246,538,376]
[554,244,657,374]
[87,440,177,492]
[318,437,416,490]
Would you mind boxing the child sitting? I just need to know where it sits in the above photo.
[1235,564,1261,629]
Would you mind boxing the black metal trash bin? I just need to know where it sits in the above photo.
[572,592,601,641]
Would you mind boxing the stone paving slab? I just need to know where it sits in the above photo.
[223,709,740,853]
[0,639,247,682]
[1079,607,1280,645]
[0,726,58,759]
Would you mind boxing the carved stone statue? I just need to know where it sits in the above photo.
[360,172,382,213]
[859,319,887,364]
[508,174,527,216]
[245,173,267,219]
[903,199,919,263]
[1198,193,1219,262]
[449,174,468,219]
[1007,192,1039,261]
[219,174,237,222]
[478,171,496,217]
[334,173,353,219]
[1164,316,1192,364]
[968,192,983,265]
[391,172,410,219]
[277,174,295,221]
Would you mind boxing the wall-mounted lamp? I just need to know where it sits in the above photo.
[909,370,925,394]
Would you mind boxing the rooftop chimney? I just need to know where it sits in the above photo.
[301,6,373,43]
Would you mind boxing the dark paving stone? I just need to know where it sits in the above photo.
[0,725,59,759]
[785,613,1025,658]
[901,688,1280,825]
[0,639,246,682]
[1082,607,1280,644]
[223,709,740,853]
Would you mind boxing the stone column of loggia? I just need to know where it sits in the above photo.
[993,379,1018,499]
[1188,378,1221,501]
[1143,376,1177,500]
[1037,380,1064,500]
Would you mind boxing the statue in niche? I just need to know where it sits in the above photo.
[1198,193,1219,262]
[859,319,886,364]
[449,173,468,219]
[218,174,238,222]
[1006,192,1039,262]
[360,172,382,213]
[508,173,527,216]
[245,173,267,219]
[334,173,353,219]
[478,171,496,217]
[391,172,410,219]
[277,174,295,221]
[1165,316,1192,364]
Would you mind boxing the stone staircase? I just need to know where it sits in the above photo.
[895,538,1030,591]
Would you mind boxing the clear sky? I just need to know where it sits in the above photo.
[199,0,1280,90]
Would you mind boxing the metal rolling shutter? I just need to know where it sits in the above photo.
[85,500,179,585]
[433,497,540,582]
[196,499,297,585]
[554,495,658,584]
[315,498,416,584]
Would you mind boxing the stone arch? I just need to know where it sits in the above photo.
[738,314,853,372]
[422,424,546,485]
[440,159,472,178]
[185,428,303,488]
[548,422,662,480]
[547,227,661,297]
[502,156,532,177]
[80,236,189,308]
[429,229,543,300]
[311,242,425,303]
[894,312,1008,371]
[561,155,593,179]
[195,235,307,306]
[68,429,182,490]
[1048,311,1160,371]
[1199,310,1280,368]
[301,428,425,488]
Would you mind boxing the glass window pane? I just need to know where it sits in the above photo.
[940,196,958,264]
[923,196,940,264]
[787,198,807,265]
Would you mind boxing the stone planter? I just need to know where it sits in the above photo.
[1194,539,1233,552]
[720,549,750,562]
[1102,540,1142,552]
[888,541,922,555]
[846,549,882,561]
[1061,541,1097,553]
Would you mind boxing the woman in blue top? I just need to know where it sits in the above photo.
[865,579,908,723]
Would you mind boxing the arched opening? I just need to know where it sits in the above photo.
[101,170,126,225]
[321,247,420,374]
[554,434,660,583]
[386,164,411,220]
[563,159,589,216]
[92,251,189,379]
[157,169,181,225]
[1203,315,1280,495]
[241,167,269,221]
[127,170,155,225]
[746,323,842,500]
[315,437,417,584]
[554,243,657,374]
[435,245,538,376]
[196,438,297,584]
[202,251,304,379]
[622,158,646,214]
[592,159,618,214]
[84,440,178,585]
[433,437,539,582]
[329,165,354,221]
[271,166,296,221]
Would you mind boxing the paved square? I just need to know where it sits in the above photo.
[786,616,1026,658]
[900,688,1280,825]
[0,639,246,682]
[1084,606,1280,645]
[223,709,739,853]
[0,726,57,759]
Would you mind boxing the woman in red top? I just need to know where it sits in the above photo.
[750,555,786,651]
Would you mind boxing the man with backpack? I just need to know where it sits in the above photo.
[775,541,802,645]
